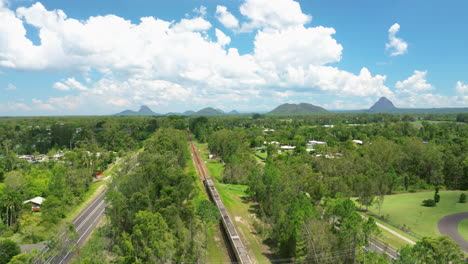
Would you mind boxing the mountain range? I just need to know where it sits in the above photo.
[114,98,467,116]
[269,103,328,114]
[115,106,239,117]
[115,105,160,116]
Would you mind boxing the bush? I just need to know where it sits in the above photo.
[459,193,466,203]
[434,187,441,203]
[0,239,21,264]
[422,199,436,207]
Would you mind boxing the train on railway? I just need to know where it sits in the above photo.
[204,175,252,264]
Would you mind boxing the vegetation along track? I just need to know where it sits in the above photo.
[188,134,253,264]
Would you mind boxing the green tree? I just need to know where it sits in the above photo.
[395,236,463,264]
[132,211,176,263]
[459,193,466,203]
[0,239,21,264]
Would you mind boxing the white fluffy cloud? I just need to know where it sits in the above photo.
[215,28,231,47]
[172,17,211,33]
[396,70,432,94]
[239,0,311,31]
[193,6,207,17]
[53,78,88,91]
[6,83,16,90]
[0,0,396,113]
[393,72,467,108]
[215,5,239,29]
[386,23,408,56]
[455,81,468,95]
[32,98,55,110]
[254,26,342,68]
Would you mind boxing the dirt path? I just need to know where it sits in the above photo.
[375,222,416,245]
[438,212,468,252]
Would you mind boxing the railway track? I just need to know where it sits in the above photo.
[189,134,252,264]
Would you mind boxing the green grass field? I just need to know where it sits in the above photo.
[376,227,411,249]
[195,141,272,263]
[367,191,468,238]
[458,219,468,243]
[255,150,267,160]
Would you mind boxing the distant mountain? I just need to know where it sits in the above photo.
[269,103,328,114]
[228,110,240,115]
[182,110,196,116]
[368,97,397,113]
[115,105,159,116]
[138,105,154,114]
[197,107,224,116]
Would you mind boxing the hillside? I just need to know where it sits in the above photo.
[269,103,328,114]
[368,97,397,113]
[114,105,159,116]
[196,107,224,116]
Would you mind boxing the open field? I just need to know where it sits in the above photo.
[195,141,272,263]
[377,227,411,249]
[255,150,267,160]
[366,191,468,238]
[458,219,468,243]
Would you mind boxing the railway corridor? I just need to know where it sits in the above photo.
[189,136,253,264]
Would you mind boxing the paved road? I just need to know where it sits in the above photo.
[34,191,108,264]
[438,212,468,252]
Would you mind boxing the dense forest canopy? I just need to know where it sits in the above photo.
[0,113,466,263]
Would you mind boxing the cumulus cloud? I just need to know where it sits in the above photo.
[11,103,30,111]
[53,78,88,91]
[395,70,433,94]
[393,72,466,108]
[456,81,468,95]
[172,17,211,33]
[0,0,396,113]
[239,0,311,31]
[215,28,231,47]
[32,98,55,110]
[215,5,239,29]
[386,23,408,56]
[6,83,16,90]
[193,5,207,17]
[254,26,342,68]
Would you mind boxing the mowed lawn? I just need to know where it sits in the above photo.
[458,219,468,243]
[367,191,468,238]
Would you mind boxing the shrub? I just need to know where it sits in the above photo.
[422,199,436,207]
[459,193,466,203]
[0,239,21,264]
[434,187,440,203]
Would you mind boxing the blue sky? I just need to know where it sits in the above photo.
[0,0,467,115]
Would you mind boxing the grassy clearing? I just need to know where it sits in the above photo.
[214,181,271,263]
[194,141,272,263]
[366,214,419,243]
[194,142,224,180]
[366,191,468,238]
[255,151,267,160]
[376,226,411,249]
[205,225,231,263]
[458,219,468,243]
